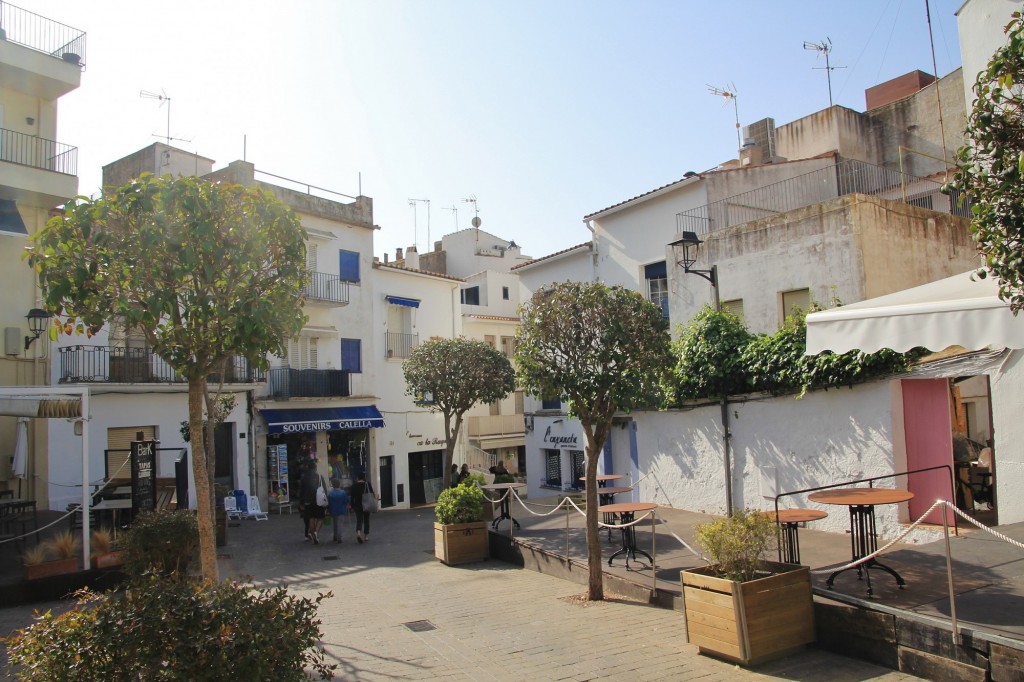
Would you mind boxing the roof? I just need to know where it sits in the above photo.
[510,242,593,271]
[372,261,464,282]
[464,314,521,323]
[584,173,705,221]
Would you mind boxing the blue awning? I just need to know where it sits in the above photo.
[386,295,420,308]
[260,406,385,434]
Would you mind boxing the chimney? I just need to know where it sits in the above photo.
[739,138,763,167]
[383,252,389,264]
[396,247,403,261]
[434,240,442,253]
[406,245,420,270]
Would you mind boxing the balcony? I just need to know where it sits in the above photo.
[0,2,85,99]
[58,345,264,385]
[267,368,351,399]
[0,128,78,207]
[385,332,418,359]
[675,158,971,238]
[468,414,526,451]
[302,270,349,306]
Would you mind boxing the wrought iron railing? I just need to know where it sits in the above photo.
[676,158,971,237]
[267,368,351,399]
[385,332,418,359]
[0,2,87,68]
[302,270,349,305]
[58,345,263,385]
[0,128,77,176]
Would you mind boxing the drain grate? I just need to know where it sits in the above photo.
[403,620,437,632]
[322,555,340,561]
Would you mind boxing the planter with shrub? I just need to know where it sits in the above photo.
[434,481,489,565]
[89,528,124,569]
[23,531,80,580]
[121,508,198,578]
[681,509,814,666]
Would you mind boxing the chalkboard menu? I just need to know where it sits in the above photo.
[131,439,158,515]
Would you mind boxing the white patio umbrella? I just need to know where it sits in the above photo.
[11,416,29,496]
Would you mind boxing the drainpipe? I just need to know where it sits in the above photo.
[583,220,599,282]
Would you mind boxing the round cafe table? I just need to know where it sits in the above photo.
[808,487,914,596]
[481,483,525,530]
[580,474,626,489]
[598,501,656,568]
[594,486,634,542]
[765,508,828,565]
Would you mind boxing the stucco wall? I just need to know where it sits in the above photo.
[988,349,1024,524]
[774,106,880,164]
[958,0,1023,107]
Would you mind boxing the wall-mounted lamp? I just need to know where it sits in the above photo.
[670,231,720,312]
[25,117,35,126]
[24,308,49,351]
[524,415,534,432]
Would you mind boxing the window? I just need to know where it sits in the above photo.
[461,286,480,305]
[484,335,496,348]
[645,261,669,320]
[489,401,500,416]
[339,250,360,283]
[514,391,524,415]
[780,288,811,324]
[502,286,510,300]
[569,450,585,490]
[544,450,562,487]
[286,336,319,369]
[722,299,744,323]
[542,397,561,410]
[340,338,361,373]
[500,336,516,359]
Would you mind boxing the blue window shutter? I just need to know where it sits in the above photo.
[339,250,360,282]
[340,338,362,373]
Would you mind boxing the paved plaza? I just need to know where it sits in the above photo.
[0,505,924,681]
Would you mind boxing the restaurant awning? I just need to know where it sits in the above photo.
[385,295,420,308]
[260,405,385,434]
[805,270,1024,355]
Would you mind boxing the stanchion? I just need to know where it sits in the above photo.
[942,506,960,645]
[565,503,570,560]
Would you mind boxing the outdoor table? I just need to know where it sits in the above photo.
[581,474,626,489]
[595,485,634,542]
[481,483,525,530]
[92,498,132,537]
[808,487,914,596]
[598,501,656,568]
[765,508,828,565]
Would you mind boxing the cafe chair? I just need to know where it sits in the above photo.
[246,496,269,521]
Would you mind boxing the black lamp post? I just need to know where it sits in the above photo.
[669,231,732,515]
[24,308,49,351]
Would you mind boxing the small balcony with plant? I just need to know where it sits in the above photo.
[385,332,418,359]
[0,2,86,98]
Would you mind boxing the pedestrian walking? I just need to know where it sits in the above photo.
[327,478,349,543]
[300,461,327,544]
[350,471,376,543]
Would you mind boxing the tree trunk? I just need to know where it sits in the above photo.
[584,422,607,601]
[189,379,218,580]
[203,378,217,514]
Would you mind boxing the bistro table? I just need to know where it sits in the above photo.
[481,483,525,530]
[598,501,656,568]
[808,487,914,596]
[580,474,626,489]
[92,498,132,537]
[595,486,634,542]
[765,508,828,565]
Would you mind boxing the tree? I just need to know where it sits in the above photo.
[403,337,515,488]
[515,282,672,600]
[670,305,753,402]
[26,174,308,580]
[951,11,1024,312]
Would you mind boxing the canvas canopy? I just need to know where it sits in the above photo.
[805,270,1024,355]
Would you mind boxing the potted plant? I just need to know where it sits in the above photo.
[90,528,124,569]
[681,509,815,666]
[434,481,489,565]
[23,531,81,580]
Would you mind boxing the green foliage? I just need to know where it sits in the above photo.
[435,481,485,524]
[949,11,1024,312]
[516,282,672,426]
[671,305,752,401]
[5,576,336,681]
[695,509,777,582]
[121,509,199,579]
[492,473,516,484]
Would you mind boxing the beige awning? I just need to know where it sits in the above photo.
[472,436,525,450]
[0,398,82,418]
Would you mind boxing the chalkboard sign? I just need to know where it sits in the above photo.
[131,439,158,515]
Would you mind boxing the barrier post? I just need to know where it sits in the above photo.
[942,502,961,645]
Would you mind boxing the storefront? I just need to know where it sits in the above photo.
[259,406,385,507]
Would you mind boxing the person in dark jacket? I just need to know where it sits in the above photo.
[299,462,326,544]
[350,471,375,543]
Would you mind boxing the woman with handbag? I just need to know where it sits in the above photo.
[300,461,328,545]
[350,470,376,543]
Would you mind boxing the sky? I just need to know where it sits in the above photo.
[26,0,964,263]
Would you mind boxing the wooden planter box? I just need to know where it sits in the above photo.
[24,557,80,581]
[91,551,124,569]
[681,561,815,666]
[434,521,489,566]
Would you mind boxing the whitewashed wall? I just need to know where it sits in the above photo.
[989,349,1024,525]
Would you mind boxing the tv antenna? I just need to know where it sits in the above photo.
[803,38,845,107]
[442,205,459,233]
[408,198,430,250]
[707,84,741,151]
[140,89,190,145]
[462,196,481,229]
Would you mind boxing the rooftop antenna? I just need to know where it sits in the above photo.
[462,196,481,242]
[140,89,190,145]
[408,198,430,251]
[803,38,845,107]
[707,84,741,151]
[442,205,459,234]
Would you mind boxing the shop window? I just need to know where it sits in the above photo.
[570,450,585,490]
[544,450,562,488]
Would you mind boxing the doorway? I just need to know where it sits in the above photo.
[380,455,394,508]
[214,422,234,490]
[407,449,443,506]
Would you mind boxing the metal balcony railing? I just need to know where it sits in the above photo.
[0,128,77,176]
[676,158,971,238]
[0,2,87,68]
[385,332,418,359]
[302,270,349,305]
[58,345,264,385]
[267,368,351,399]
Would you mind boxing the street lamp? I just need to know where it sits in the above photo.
[24,308,49,351]
[669,232,732,515]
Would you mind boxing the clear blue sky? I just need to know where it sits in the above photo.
[29,0,963,263]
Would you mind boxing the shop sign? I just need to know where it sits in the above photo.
[542,425,579,450]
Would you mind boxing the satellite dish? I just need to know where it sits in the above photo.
[471,216,482,228]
